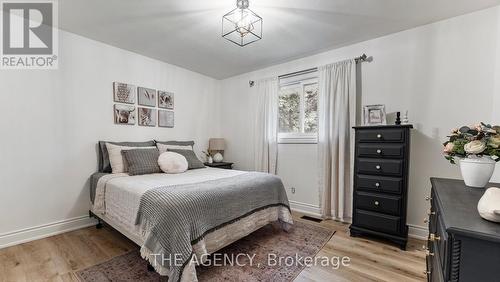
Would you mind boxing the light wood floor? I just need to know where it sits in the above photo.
[0,213,426,282]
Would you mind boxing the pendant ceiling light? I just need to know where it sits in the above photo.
[222,0,262,47]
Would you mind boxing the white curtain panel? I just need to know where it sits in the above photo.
[253,77,279,174]
[318,59,356,221]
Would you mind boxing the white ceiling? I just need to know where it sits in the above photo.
[59,0,500,79]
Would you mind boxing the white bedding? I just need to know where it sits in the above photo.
[91,167,293,281]
[92,167,246,236]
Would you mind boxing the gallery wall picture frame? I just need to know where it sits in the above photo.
[138,87,156,107]
[158,91,174,109]
[114,104,136,125]
[363,104,387,126]
[158,110,174,128]
[138,107,157,127]
[113,82,136,104]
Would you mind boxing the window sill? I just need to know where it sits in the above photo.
[278,135,318,144]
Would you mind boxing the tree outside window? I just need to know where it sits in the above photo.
[278,77,318,143]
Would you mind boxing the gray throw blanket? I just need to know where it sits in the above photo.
[89,172,110,204]
[135,172,291,282]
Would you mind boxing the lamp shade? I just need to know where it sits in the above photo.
[209,138,226,151]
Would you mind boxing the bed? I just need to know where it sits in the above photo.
[89,143,293,282]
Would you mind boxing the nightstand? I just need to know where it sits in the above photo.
[204,162,233,169]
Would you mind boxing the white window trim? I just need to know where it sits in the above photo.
[278,133,318,144]
[278,76,318,144]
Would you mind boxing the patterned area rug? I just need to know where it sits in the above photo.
[76,220,335,281]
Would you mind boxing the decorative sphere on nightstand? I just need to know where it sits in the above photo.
[213,152,223,163]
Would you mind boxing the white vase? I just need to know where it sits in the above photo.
[477,187,500,222]
[459,156,496,188]
[213,152,223,163]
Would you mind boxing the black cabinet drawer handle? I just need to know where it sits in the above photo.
[376,149,382,154]
[375,165,381,170]
[377,134,382,139]
[375,182,380,187]
[429,233,441,242]
[374,201,379,206]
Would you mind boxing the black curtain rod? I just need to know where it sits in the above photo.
[249,53,369,87]
[278,67,317,79]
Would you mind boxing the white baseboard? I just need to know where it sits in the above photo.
[408,224,429,240]
[290,200,429,240]
[289,200,322,218]
[0,215,97,249]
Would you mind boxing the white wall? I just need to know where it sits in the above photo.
[220,6,500,236]
[0,30,220,246]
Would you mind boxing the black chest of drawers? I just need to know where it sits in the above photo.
[350,125,413,250]
[426,178,500,282]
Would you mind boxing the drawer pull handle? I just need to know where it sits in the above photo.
[425,196,432,201]
[425,250,434,257]
[375,182,380,187]
[424,217,429,224]
[377,134,382,139]
[374,201,379,206]
[376,149,382,154]
[429,233,441,242]
[375,165,381,170]
[428,211,436,216]
[424,270,431,275]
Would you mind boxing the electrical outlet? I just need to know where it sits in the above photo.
[291,187,296,194]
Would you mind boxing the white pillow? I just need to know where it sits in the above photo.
[156,143,192,154]
[105,143,156,173]
[158,152,188,174]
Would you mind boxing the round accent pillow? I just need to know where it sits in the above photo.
[158,152,188,174]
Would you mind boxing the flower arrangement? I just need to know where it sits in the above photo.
[443,122,500,164]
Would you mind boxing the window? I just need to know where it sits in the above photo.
[278,70,318,143]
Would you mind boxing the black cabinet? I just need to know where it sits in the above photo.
[350,125,412,250]
[426,178,500,282]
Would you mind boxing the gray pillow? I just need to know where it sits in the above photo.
[167,149,205,170]
[121,148,161,176]
[98,140,155,172]
[155,140,194,149]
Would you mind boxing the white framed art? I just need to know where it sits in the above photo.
[114,104,136,125]
[138,87,156,107]
[138,107,157,127]
[158,110,174,128]
[363,104,387,126]
[113,82,136,104]
[158,91,174,109]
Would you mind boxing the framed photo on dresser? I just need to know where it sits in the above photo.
[363,104,387,125]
